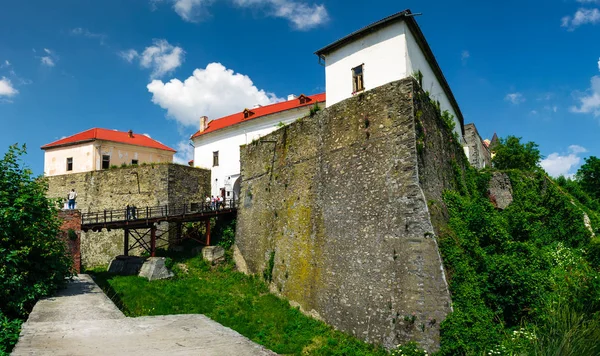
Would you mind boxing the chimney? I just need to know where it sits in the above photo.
[287,94,297,101]
[128,130,133,138]
[200,116,208,132]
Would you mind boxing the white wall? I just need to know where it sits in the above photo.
[44,142,95,176]
[44,141,175,177]
[323,21,408,107]
[403,22,462,139]
[193,105,319,197]
[322,21,463,142]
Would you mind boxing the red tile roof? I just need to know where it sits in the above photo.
[41,128,176,152]
[191,93,326,139]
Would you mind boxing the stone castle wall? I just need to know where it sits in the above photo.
[47,164,210,267]
[463,123,491,169]
[235,78,467,352]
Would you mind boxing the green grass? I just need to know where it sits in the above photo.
[91,254,391,356]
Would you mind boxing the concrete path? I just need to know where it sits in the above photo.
[12,275,276,356]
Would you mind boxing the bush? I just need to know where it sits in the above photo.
[438,164,600,354]
[0,145,72,353]
[0,311,22,355]
[492,136,541,171]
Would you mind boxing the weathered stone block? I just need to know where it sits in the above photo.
[202,246,225,262]
[107,255,146,275]
[488,172,513,210]
[138,257,174,281]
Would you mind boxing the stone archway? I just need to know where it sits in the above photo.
[233,176,241,202]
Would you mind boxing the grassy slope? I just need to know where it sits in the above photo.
[92,256,396,356]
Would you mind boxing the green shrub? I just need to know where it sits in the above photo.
[0,311,22,355]
[438,164,600,354]
[0,145,73,353]
[492,136,541,170]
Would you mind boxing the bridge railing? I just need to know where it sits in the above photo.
[81,199,237,225]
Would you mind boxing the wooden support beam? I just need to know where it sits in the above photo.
[150,225,157,257]
[124,229,129,256]
[205,219,211,246]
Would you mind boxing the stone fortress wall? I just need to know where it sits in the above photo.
[47,164,210,267]
[235,78,469,352]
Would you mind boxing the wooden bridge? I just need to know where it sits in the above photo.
[81,200,237,257]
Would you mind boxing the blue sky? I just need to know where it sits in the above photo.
[1,0,599,177]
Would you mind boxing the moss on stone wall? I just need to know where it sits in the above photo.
[236,78,462,352]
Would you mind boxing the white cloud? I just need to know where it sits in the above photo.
[461,50,470,64]
[155,0,328,30]
[561,8,600,30]
[541,145,588,178]
[147,62,282,127]
[570,75,600,116]
[598,57,600,71]
[71,28,107,44]
[0,77,18,97]
[173,140,195,165]
[41,56,55,67]
[119,49,139,62]
[1,60,10,68]
[505,92,525,104]
[577,0,600,3]
[530,110,538,115]
[122,39,184,78]
[37,48,58,67]
[569,144,587,154]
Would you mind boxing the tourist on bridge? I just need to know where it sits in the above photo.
[67,189,77,210]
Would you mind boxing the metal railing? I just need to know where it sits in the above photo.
[81,199,237,226]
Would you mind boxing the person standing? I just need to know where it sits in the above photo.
[67,189,77,210]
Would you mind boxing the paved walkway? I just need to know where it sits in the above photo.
[12,275,276,356]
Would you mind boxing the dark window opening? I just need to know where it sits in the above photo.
[213,151,219,167]
[243,109,253,119]
[131,159,139,165]
[102,155,110,169]
[298,94,310,104]
[352,64,364,93]
[66,157,73,171]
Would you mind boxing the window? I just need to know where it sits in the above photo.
[352,64,364,93]
[243,109,253,119]
[213,151,219,167]
[131,159,139,165]
[66,157,73,171]
[299,94,309,104]
[102,155,110,169]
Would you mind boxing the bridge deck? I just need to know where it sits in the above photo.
[81,200,237,231]
[80,200,237,257]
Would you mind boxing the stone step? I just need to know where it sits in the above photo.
[12,314,276,356]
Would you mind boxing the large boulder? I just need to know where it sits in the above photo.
[488,172,513,210]
[138,257,174,281]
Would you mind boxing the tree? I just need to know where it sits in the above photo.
[576,156,600,200]
[0,145,72,353]
[492,136,541,171]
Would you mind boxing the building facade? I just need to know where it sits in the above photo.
[41,128,176,177]
[191,93,326,198]
[315,9,465,140]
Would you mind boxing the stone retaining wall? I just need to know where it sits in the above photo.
[235,78,467,351]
